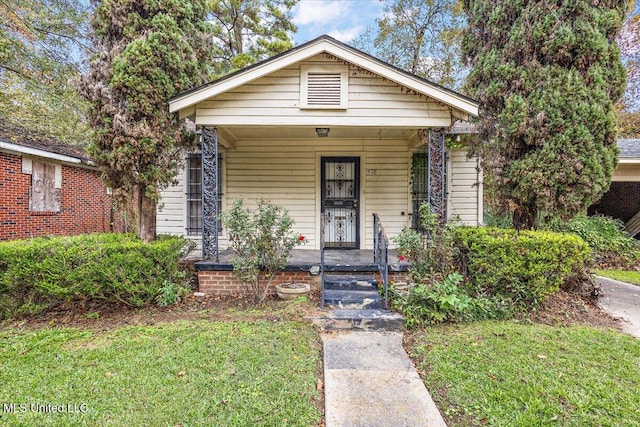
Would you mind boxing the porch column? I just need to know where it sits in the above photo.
[418,128,447,224]
[201,126,220,261]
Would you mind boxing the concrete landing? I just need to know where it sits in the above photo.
[322,331,447,427]
[597,276,640,339]
[312,309,405,332]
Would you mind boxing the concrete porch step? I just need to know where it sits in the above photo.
[323,274,379,291]
[312,309,405,332]
[324,289,383,310]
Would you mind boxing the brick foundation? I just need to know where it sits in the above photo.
[197,269,409,296]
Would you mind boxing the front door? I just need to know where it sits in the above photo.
[321,157,360,249]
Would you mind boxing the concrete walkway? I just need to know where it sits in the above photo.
[596,276,640,339]
[322,331,447,427]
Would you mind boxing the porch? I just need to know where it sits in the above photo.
[194,249,410,301]
[195,248,408,273]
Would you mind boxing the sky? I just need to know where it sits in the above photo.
[291,0,385,45]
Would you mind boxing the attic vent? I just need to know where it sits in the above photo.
[307,73,341,105]
[300,65,348,109]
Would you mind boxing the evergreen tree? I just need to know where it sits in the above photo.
[463,0,629,228]
[76,0,213,241]
[208,0,298,77]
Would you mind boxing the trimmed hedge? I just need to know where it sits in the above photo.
[0,234,192,319]
[452,227,591,307]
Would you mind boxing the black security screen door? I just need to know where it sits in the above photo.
[321,157,360,249]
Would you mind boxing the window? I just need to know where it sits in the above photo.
[186,153,222,235]
[300,65,348,109]
[29,160,61,212]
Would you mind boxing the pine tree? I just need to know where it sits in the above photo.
[76,0,213,241]
[208,0,298,77]
[463,0,630,228]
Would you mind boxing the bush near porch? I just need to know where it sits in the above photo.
[0,233,192,319]
[452,227,591,306]
[392,214,592,326]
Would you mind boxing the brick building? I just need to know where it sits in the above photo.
[589,139,640,238]
[0,124,121,240]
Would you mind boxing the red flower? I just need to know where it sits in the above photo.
[398,255,406,261]
[299,235,305,242]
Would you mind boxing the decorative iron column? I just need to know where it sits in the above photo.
[418,128,447,224]
[201,126,219,261]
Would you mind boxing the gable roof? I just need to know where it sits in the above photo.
[169,35,479,119]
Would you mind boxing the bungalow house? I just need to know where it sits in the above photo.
[589,139,640,237]
[160,35,482,297]
[0,123,123,240]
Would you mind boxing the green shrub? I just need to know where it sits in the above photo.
[392,273,514,328]
[393,203,456,279]
[0,233,192,319]
[452,227,591,308]
[546,214,640,267]
[392,272,471,327]
[222,198,304,304]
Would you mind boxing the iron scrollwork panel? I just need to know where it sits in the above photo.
[201,126,219,260]
[417,129,447,224]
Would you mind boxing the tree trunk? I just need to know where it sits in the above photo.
[512,204,537,230]
[137,185,157,242]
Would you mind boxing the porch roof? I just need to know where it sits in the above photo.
[169,35,479,120]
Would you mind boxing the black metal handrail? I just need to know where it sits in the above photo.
[320,214,326,308]
[373,213,389,309]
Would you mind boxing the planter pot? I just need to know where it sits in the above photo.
[276,282,310,300]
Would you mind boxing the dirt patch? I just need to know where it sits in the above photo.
[526,290,622,330]
[1,289,326,332]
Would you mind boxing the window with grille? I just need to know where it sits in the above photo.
[186,153,222,235]
[300,65,348,109]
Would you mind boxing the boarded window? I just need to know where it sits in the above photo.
[30,160,61,212]
[300,65,348,109]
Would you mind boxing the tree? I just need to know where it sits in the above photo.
[463,0,629,229]
[617,5,640,137]
[0,0,91,145]
[76,0,213,242]
[207,0,298,77]
[354,0,465,88]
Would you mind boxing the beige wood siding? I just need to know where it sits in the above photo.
[448,148,483,225]
[157,165,187,235]
[195,55,451,128]
[211,137,411,250]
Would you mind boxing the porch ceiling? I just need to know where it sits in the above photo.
[218,125,417,141]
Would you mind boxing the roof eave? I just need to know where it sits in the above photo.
[0,140,88,165]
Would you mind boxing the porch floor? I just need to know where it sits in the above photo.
[194,249,409,273]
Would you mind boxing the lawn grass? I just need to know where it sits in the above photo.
[595,269,640,285]
[408,321,640,426]
[0,320,321,426]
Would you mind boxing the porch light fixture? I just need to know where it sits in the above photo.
[315,127,330,137]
